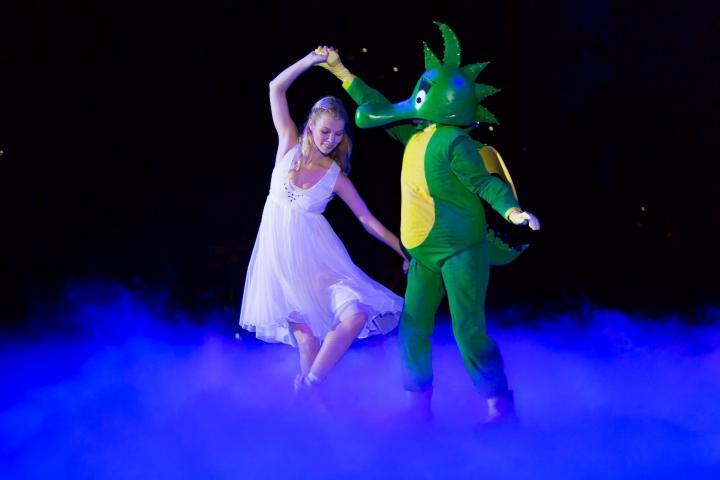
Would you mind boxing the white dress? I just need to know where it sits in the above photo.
[239,146,403,346]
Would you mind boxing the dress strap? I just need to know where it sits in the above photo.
[318,161,341,192]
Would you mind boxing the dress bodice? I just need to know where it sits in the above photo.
[268,146,340,214]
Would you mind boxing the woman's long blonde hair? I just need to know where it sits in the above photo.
[295,96,352,174]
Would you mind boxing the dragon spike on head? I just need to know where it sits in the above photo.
[424,22,462,68]
[423,41,442,70]
[436,21,461,67]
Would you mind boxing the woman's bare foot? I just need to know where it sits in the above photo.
[292,373,329,413]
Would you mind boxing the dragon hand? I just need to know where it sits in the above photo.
[509,209,541,231]
[506,207,541,230]
[315,46,354,85]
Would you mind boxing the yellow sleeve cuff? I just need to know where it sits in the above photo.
[342,76,356,90]
[504,207,522,221]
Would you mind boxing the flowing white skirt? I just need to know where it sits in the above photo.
[239,197,403,347]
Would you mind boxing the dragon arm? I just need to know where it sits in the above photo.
[449,135,520,219]
[315,49,415,145]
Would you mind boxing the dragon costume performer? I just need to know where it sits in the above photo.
[318,22,539,420]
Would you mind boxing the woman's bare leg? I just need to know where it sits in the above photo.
[308,310,366,382]
[289,322,320,376]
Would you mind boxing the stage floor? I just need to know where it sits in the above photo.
[1,290,718,479]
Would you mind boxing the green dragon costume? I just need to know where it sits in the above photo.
[319,23,536,407]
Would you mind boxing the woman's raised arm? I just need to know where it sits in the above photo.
[269,49,329,163]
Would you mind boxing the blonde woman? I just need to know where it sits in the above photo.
[239,48,408,394]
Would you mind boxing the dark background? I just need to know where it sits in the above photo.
[1,0,718,327]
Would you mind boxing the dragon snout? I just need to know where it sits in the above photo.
[355,99,417,129]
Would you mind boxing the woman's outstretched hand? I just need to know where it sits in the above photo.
[314,46,339,66]
[307,47,329,65]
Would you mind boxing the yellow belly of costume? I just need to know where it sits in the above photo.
[400,125,436,249]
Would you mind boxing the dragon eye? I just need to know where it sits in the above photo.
[415,78,432,108]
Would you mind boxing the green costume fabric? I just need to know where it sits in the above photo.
[343,76,520,395]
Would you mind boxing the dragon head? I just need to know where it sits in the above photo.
[356,22,500,128]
